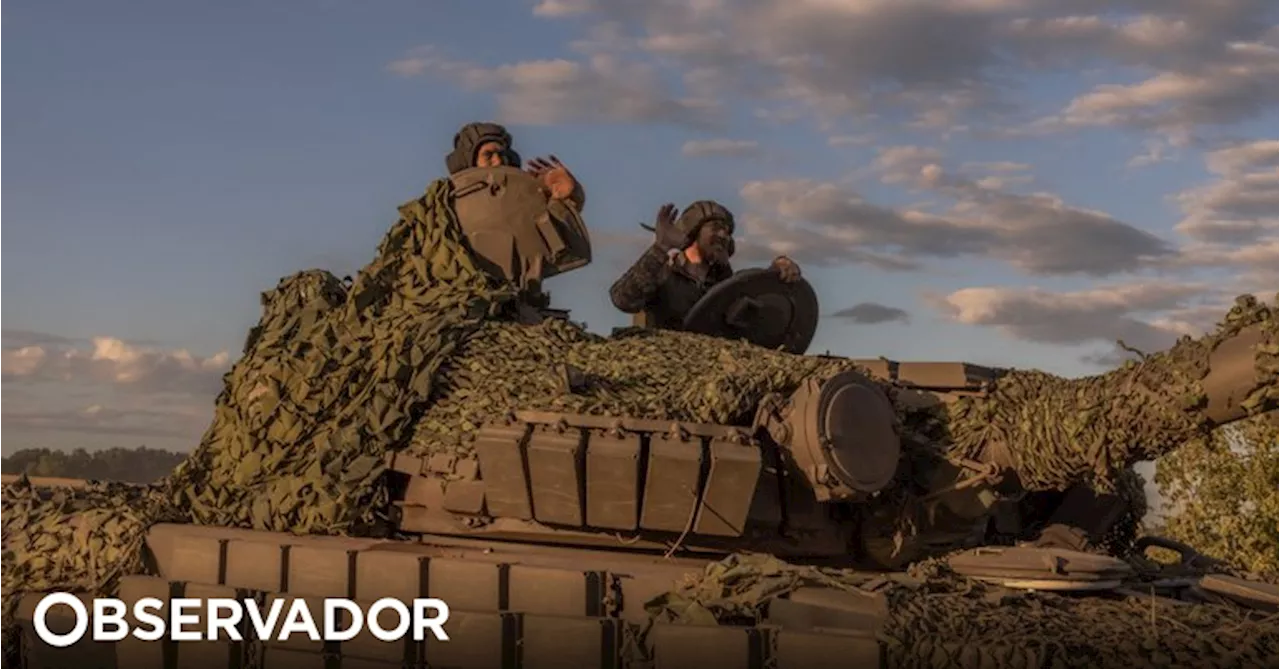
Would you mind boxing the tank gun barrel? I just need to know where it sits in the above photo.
[935,296,1276,493]
[1198,322,1271,426]
[745,297,1276,509]
[747,314,1280,509]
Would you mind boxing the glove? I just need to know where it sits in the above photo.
[650,203,687,252]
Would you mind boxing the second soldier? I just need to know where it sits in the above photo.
[609,200,801,331]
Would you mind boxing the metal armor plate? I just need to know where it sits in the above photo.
[681,268,819,354]
[448,166,592,287]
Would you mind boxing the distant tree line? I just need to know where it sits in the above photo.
[1,446,188,484]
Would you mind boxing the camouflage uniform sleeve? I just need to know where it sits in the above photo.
[609,245,672,313]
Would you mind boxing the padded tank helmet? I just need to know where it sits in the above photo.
[676,200,736,255]
[445,122,522,174]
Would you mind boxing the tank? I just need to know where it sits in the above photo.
[372,168,1276,568]
[4,166,1277,669]
[379,284,1275,567]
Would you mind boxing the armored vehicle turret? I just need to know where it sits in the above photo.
[381,260,1275,577]
[5,166,1276,669]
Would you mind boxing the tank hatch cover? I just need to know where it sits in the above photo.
[785,370,900,502]
[682,268,819,354]
[947,546,1133,591]
[449,165,592,288]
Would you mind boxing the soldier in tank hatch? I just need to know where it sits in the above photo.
[445,121,586,212]
[609,200,801,331]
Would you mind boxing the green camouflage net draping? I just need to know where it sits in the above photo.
[1099,466,1149,555]
[165,178,516,535]
[410,323,873,459]
[641,553,1279,669]
[410,293,1276,498]
[1,479,186,656]
[939,294,1278,492]
[1,178,520,656]
[0,481,180,595]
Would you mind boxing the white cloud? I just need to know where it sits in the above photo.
[532,0,596,18]
[876,144,1271,352]
[504,0,1274,142]
[0,332,227,447]
[1204,138,1280,175]
[1048,42,1277,140]
[1173,139,1279,245]
[681,138,761,157]
[735,148,1174,276]
[960,161,1033,173]
[926,281,1233,364]
[829,302,911,324]
[404,0,1275,368]
[827,134,873,147]
[0,329,81,349]
[874,145,945,184]
[388,46,718,127]
[1,332,231,396]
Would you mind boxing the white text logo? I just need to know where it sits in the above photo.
[33,593,451,647]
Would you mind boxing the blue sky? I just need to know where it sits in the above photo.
[3,0,1276,454]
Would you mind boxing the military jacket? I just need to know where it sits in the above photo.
[608,244,733,330]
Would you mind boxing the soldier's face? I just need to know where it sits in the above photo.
[695,220,733,264]
[474,141,506,168]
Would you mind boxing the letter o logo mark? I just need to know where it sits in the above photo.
[367,599,411,642]
[33,593,89,648]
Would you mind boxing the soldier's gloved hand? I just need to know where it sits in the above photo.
[770,255,801,282]
[526,155,577,201]
[652,203,686,252]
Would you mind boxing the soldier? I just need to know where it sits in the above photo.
[445,121,585,211]
[444,122,588,325]
[609,200,801,331]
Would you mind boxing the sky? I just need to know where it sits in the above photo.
[2,0,1277,456]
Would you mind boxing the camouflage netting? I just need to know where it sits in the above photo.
[411,321,869,460]
[3,175,1277,666]
[1,479,186,656]
[641,553,1279,669]
[1,178,517,643]
[1099,466,1149,555]
[939,294,1278,492]
[165,177,516,534]
[411,288,1276,492]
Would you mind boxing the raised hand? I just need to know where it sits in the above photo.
[771,255,802,282]
[652,203,687,251]
[526,155,577,201]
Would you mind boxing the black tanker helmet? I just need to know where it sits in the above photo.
[445,122,522,174]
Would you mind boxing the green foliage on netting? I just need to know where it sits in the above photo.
[1151,411,1279,581]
